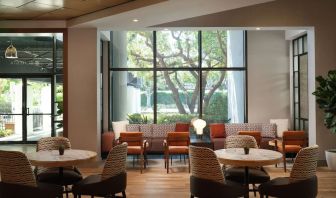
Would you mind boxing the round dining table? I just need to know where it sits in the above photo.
[215,148,282,198]
[27,149,97,182]
[27,149,97,168]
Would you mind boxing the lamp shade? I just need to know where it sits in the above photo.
[5,43,18,59]
[193,119,206,135]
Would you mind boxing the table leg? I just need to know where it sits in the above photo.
[244,166,249,198]
[59,167,64,183]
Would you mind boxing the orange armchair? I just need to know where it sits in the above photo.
[163,132,190,173]
[238,131,262,147]
[275,130,306,172]
[119,132,147,173]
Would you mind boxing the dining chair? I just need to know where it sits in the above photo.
[275,130,306,172]
[238,131,262,147]
[259,145,319,198]
[119,131,147,173]
[0,150,63,198]
[164,132,190,173]
[225,135,270,196]
[189,145,246,198]
[72,143,128,198]
[35,137,83,197]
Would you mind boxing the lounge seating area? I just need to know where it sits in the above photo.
[1,0,336,197]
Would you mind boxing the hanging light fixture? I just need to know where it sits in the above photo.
[5,41,18,59]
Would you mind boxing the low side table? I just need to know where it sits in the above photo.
[190,135,214,150]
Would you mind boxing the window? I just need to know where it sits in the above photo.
[110,30,246,125]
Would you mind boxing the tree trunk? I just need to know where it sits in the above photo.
[163,71,187,114]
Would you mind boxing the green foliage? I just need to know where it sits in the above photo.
[127,113,148,124]
[0,129,13,138]
[312,70,336,133]
[157,114,195,124]
[204,92,229,122]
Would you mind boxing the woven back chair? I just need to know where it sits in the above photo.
[102,143,128,180]
[290,145,319,182]
[37,136,71,151]
[189,145,224,184]
[238,131,262,147]
[0,150,37,187]
[226,135,258,149]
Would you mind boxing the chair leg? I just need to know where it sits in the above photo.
[171,155,173,165]
[180,154,182,161]
[184,154,186,164]
[167,153,170,174]
[122,191,126,198]
[283,153,287,172]
[190,195,194,198]
[91,196,94,198]
[133,155,135,168]
[253,184,257,197]
[140,154,144,174]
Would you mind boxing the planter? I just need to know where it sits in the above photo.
[325,149,336,170]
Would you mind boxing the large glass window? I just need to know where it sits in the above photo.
[110,30,246,125]
[0,33,64,143]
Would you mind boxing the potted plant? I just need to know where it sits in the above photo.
[313,70,336,170]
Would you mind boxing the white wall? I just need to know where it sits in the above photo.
[247,30,290,123]
[68,28,101,158]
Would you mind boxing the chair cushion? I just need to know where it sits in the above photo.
[101,132,115,152]
[112,120,129,139]
[127,146,142,154]
[168,146,189,154]
[278,145,302,153]
[37,168,82,185]
[210,123,226,138]
[211,137,226,150]
[225,167,270,184]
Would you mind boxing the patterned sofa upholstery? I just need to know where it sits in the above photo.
[126,124,176,153]
[211,123,277,150]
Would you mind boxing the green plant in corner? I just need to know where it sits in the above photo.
[312,70,336,133]
[127,113,148,124]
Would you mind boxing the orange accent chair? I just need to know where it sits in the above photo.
[275,130,306,172]
[163,132,190,174]
[119,132,147,173]
[238,131,262,147]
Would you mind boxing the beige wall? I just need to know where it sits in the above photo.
[158,0,336,159]
[68,28,101,157]
[247,30,290,123]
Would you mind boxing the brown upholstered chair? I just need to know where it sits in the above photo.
[238,131,262,147]
[224,135,270,196]
[119,132,147,173]
[189,145,246,198]
[35,137,82,197]
[0,150,63,198]
[164,132,190,173]
[259,145,319,198]
[275,130,306,172]
[209,123,226,150]
[72,143,128,198]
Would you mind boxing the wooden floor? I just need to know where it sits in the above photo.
[73,158,336,198]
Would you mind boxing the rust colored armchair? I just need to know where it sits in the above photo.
[119,132,147,173]
[275,131,306,172]
[238,131,262,147]
[164,132,190,174]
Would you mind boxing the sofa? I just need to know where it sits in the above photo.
[210,123,277,150]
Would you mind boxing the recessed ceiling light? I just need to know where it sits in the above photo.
[163,28,169,31]
[256,27,261,30]
[133,18,139,22]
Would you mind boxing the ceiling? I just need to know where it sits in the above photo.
[0,0,275,29]
[0,0,139,20]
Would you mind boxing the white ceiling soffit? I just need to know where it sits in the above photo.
[68,0,275,30]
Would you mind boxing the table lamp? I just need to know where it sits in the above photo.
[193,119,206,139]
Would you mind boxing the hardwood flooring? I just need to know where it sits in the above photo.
[73,158,336,198]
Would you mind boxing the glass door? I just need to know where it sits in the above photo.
[0,77,53,143]
[0,78,23,142]
[26,78,52,141]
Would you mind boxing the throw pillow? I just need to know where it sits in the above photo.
[112,120,129,139]
[209,123,225,138]
[175,123,190,132]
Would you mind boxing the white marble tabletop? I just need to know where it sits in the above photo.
[215,148,282,167]
[27,149,97,168]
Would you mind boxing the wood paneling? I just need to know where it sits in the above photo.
[0,0,138,20]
